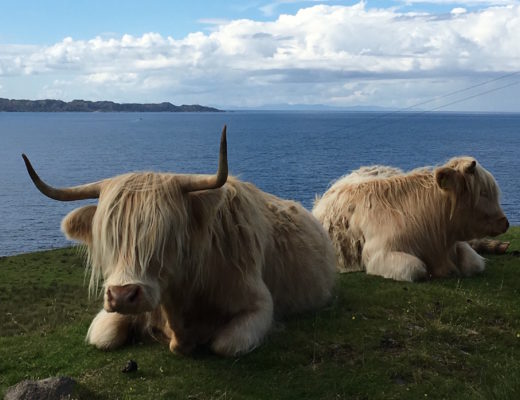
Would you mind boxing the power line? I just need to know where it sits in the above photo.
[396,70,520,112]
[428,79,520,112]
[322,71,520,137]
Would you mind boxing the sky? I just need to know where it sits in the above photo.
[0,0,519,111]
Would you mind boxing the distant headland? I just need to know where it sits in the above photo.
[0,98,222,112]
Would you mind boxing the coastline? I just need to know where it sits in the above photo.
[0,98,222,112]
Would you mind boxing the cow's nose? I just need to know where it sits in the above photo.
[499,216,510,233]
[106,284,141,313]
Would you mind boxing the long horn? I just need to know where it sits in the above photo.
[22,154,103,201]
[179,125,228,193]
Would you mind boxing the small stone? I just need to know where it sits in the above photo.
[4,376,76,400]
[122,359,138,373]
[392,375,407,385]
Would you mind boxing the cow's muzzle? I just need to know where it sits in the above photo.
[500,216,510,233]
[490,216,510,237]
[105,284,146,314]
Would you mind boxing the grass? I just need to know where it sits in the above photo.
[1,228,519,399]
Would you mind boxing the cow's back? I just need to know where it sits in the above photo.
[312,167,395,273]
[259,192,336,318]
[183,178,336,321]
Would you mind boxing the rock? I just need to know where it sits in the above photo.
[121,360,138,373]
[4,376,76,400]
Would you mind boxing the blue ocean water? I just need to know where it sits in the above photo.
[0,111,519,256]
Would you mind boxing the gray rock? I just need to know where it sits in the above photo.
[4,376,76,400]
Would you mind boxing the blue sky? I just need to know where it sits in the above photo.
[0,1,472,44]
[1,0,519,111]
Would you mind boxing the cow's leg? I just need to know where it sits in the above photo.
[468,238,510,255]
[211,281,274,357]
[454,241,486,276]
[365,250,428,282]
[158,303,198,355]
[165,319,198,356]
[86,309,133,349]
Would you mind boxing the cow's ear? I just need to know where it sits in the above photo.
[187,189,225,229]
[435,167,459,192]
[61,205,97,244]
[463,159,477,175]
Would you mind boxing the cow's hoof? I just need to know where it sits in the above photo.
[169,337,195,355]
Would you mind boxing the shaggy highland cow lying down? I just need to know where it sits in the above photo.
[313,158,509,282]
[23,127,336,356]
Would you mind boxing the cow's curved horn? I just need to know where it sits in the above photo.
[22,154,102,201]
[179,125,228,193]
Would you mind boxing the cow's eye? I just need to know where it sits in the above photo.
[480,190,488,198]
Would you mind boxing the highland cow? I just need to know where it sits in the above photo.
[313,157,509,281]
[23,127,336,356]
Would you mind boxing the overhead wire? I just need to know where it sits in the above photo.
[321,70,520,137]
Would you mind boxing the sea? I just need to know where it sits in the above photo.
[0,111,519,257]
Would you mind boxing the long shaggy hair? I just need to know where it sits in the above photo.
[88,173,187,295]
[71,172,336,354]
[313,156,506,280]
[27,128,336,356]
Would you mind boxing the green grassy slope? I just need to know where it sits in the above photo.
[1,228,519,399]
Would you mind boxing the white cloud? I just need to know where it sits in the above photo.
[198,18,232,30]
[84,72,138,84]
[1,2,519,110]
[451,7,467,14]
[399,0,516,5]
[260,0,326,16]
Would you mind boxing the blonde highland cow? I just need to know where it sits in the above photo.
[23,127,336,356]
[313,157,509,282]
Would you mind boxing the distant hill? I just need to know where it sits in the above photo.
[229,103,400,112]
[0,98,222,112]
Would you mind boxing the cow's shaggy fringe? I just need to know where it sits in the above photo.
[87,173,188,296]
